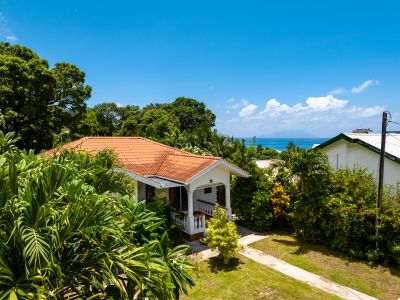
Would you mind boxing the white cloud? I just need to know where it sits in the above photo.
[305,95,348,111]
[240,99,249,106]
[225,98,249,112]
[221,95,384,137]
[263,99,289,112]
[330,87,348,95]
[351,80,379,94]
[5,34,17,41]
[329,80,380,95]
[347,105,383,117]
[257,95,348,118]
[0,13,17,42]
[239,104,258,118]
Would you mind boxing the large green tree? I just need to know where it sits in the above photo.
[89,102,122,136]
[138,107,180,139]
[0,43,91,151]
[168,97,216,132]
[52,62,92,135]
[119,104,141,135]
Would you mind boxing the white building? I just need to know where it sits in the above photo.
[317,133,400,188]
[254,159,283,169]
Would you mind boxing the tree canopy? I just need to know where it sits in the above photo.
[0,42,91,151]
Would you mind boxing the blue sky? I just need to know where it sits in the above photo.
[1,0,399,137]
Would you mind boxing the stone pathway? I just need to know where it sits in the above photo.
[239,246,377,300]
[187,226,377,300]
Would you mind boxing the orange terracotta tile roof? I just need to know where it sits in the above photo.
[47,137,221,182]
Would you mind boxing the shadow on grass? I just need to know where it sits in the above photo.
[207,256,243,273]
[267,229,359,261]
[271,237,342,257]
[268,230,400,276]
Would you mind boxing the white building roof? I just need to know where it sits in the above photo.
[343,133,400,159]
[254,159,283,169]
[317,133,400,164]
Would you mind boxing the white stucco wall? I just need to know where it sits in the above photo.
[323,140,400,188]
[136,181,147,201]
[189,164,231,191]
[193,187,218,204]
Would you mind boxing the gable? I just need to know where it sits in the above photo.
[317,133,400,165]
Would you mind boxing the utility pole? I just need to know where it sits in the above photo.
[376,111,388,248]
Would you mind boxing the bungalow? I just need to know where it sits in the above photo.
[48,137,249,240]
[316,133,400,189]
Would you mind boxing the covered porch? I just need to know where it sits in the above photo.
[135,176,231,241]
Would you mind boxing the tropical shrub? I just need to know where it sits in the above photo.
[0,132,194,299]
[231,162,295,231]
[146,194,184,246]
[249,189,274,231]
[379,202,400,264]
[205,205,241,265]
[231,162,261,225]
[288,157,400,264]
[281,144,332,199]
[271,181,291,224]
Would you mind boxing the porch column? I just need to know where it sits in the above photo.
[134,180,139,201]
[187,187,195,234]
[225,184,232,219]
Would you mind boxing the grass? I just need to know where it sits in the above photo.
[183,255,340,300]
[251,230,400,300]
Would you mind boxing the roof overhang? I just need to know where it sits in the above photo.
[146,176,184,188]
[187,159,249,185]
[316,133,400,165]
[112,168,184,188]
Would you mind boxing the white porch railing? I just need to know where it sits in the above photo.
[170,210,187,229]
[196,199,217,216]
[170,210,206,235]
[193,213,206,234]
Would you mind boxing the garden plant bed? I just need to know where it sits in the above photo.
[251,230,400,300]
[183,255,340,300]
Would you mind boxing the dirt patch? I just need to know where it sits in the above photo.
[253,286,279,299]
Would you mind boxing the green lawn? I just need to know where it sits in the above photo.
[251,230,400,300]
[183,255,340,300]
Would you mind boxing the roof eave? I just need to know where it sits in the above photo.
[316,133,400,165]
[186,159,250,185]
[112,168,163,188]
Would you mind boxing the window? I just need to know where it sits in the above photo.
[204,187,212,194]
[146,185,155,201]
[169,187,188,211]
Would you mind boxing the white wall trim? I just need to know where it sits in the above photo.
[187,159,249,185]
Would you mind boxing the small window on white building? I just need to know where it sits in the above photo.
[204,187,212,194]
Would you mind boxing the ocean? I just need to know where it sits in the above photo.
[242,137,329,151]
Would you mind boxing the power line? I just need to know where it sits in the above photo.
[389,120,400,126]
[387,132,400,143]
